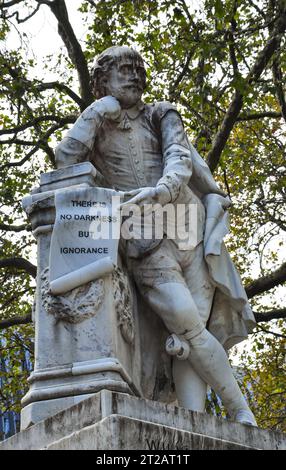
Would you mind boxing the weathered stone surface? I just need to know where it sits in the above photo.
[1,391,285,450]
[20,393,96,431]
[20,164,144,429]
[45,415,258,450]
[38,161,106,192]
[41,267,105,324]
[20,160,175,430]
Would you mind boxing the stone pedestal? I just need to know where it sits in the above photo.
[0,391,285,450]
[20,163,173,430]
[21,163,141,429]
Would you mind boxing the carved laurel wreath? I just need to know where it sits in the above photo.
[41,267,105,324]
[40,266,135,345]
[112,266,135,345]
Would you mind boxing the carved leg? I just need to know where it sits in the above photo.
[172,358,207,412]
[182,329,257,425]
[144,282,256,426]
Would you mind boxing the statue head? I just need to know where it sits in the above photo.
[91,46,147,108]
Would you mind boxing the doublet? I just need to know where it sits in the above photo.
[92,101,184,193]
[56,100,206,254]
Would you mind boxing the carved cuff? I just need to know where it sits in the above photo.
[156,175,180,203]
[156,183,172,204]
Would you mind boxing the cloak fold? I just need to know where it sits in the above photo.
[188,142,256,350]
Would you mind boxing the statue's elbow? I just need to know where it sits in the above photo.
[54,138,85,169]
[55,143,67,169]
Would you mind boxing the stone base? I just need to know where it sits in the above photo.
[20,393,95,431]
[1,391,285,450]
[20,358,138,430]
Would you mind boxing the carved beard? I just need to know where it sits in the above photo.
[95,76,143,106]
[118,86,142,107]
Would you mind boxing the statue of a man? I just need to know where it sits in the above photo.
[55,46,257,426]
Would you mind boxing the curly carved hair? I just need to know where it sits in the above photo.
[90,46,147,99]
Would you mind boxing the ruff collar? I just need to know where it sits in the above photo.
[116,100,145,130]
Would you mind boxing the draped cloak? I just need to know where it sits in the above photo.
[186,142,256,349]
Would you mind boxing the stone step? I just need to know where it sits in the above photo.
[44,415,259,450]
[0,390,285,450]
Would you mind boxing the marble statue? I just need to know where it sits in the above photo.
[55,46,257,426]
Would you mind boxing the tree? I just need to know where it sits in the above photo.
[0,0,285,431]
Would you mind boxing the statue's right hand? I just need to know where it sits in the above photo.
[92,96,121,120]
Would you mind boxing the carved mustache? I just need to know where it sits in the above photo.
[123,83,143,91]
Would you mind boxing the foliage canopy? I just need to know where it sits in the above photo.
[0,0,285,431]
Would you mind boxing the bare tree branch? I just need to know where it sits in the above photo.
[223,168,231,198]
[34,82,85,110]
[206,90,243,171]
[2,61,85,109]
[254,308,286,323]
[0,0,24,8]
[178,0,194,24]
[42,0,94,107]
[272,57,286,123]
[169,47,195,100]
[266,0,286,124]
[0,258,36,278]
[257,324,286,339]
[1,288,31,311]
[255,195,286,232]
[0,138,36,145]
[246,262,286,298]
[237,111,282,121]
[2,3,40,23]
[0,117,75,169]
[228,32,239,76]
[0,312,32,330]
[35,0,53,5]
[248,0,267,19]
[0,113,76,136]
[0,140,42,168]
[227,3,239,77]
[0,223,31,232]
[211,107,282,127]
[42,141,56,167]
[207,6,286,172]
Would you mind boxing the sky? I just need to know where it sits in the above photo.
[7,1,85,50]
[4,0,86,81]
